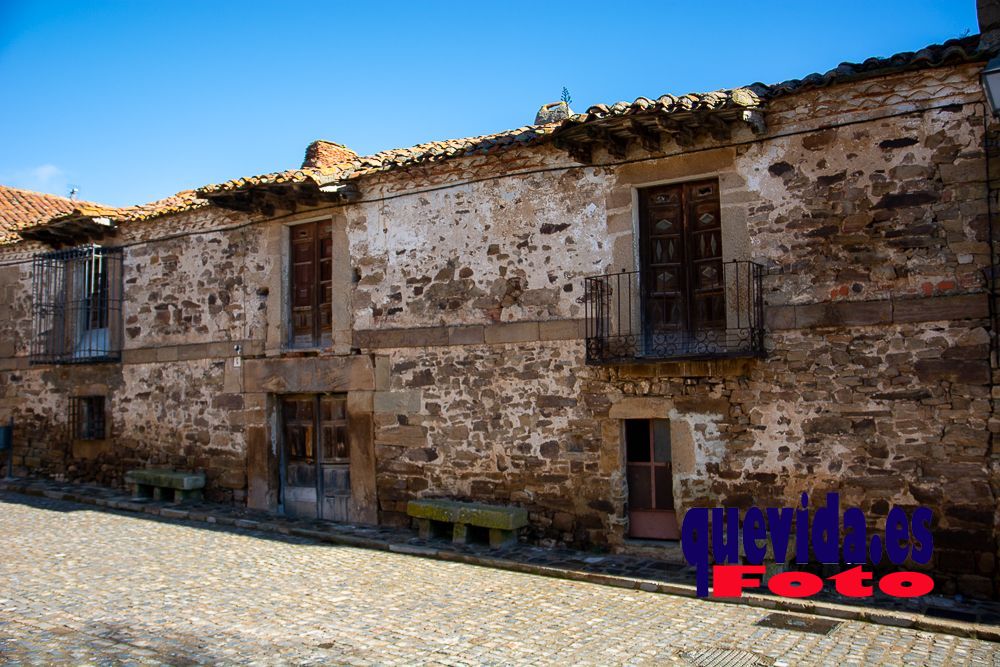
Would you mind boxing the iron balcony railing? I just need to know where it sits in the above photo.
[584,260,765,364]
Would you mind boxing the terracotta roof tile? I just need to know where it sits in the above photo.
[754,35,988,98]
[198,124,558,197]
[115,189,208,222]
[15,35,991,236]
[198,167,332,195]
[5,188,210,246]
[556,88,761,128]
[0,185,109,245]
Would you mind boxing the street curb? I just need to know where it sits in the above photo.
[3,482,998,643]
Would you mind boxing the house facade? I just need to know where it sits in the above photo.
[1,31,999,597]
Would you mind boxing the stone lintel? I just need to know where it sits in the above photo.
[243,355,374,393]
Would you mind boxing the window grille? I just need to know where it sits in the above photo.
[69,396,106,440]
[30,245,123,364]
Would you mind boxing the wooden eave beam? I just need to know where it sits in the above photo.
[654,116,696,147]
[704,114,732,142]
[21,214,114,244]
[585,126,629,159]
[629,120,661,152]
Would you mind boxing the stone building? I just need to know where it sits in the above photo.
[2,26,999,597]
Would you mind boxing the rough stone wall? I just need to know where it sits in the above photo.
[373,340,617,545]
[351,63,998,597]
[348,148,608,330]
[0,60,995,597]
[0,358,247,502]
[0,207,259,502]
[122,223,269,350]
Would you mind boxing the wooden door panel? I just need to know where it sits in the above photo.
[281,395,351,522]
[641,184,686,333]
[639,180,724,342]
[685,181,724,329]
[289,220,334,347]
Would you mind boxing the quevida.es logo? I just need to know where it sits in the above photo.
[681,492,934,599]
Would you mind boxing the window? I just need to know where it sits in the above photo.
[30,245,123,364]
[288,221,333,348]
[70,396,106,440]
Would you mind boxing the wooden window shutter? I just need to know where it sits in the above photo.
[289,221,334,347]
[290,223,317,345]
[318,221,333,340]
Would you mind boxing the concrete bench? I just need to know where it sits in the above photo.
[407,499,528,548]
[125,469,205,503]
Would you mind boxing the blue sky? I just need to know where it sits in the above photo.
[0,1,978,207]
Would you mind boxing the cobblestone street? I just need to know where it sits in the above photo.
[0,493,998,666]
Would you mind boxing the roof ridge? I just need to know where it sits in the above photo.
[752,34,986,98]
[0,183,104,208]
[9,34,988,238]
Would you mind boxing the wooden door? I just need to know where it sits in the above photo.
[638,180,723,351]
[625,418,678,540]
[280,394,350,521]
[318,396,350,521]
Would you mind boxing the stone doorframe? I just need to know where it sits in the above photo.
[243,355,377,524]
[605,397,699,542]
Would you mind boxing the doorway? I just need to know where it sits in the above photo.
[637,180,724,356]
[625,418,678,539]
[279,394,350,521]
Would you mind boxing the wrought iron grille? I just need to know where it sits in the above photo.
[69,396,106,440]
[583,260,765,364]
[30,245,123,364]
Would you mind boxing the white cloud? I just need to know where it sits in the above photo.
[31,164,63,184]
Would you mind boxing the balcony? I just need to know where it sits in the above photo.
[583,261,765,364]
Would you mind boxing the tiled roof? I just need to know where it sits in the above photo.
[556,88,761,128]
[206,36,980,197]
[198,125,558,197]
[116,189,207,222]
[9,189,209,246]
[754,34,988,98]
[0,185,109,245]
[333,125,558,178]
[198,167,332,195]
[15,34,992,236]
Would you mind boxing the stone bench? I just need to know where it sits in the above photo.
[125,469,205,503]
[407,499,528,548]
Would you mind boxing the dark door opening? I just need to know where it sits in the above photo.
[279,394,350,521]
[625,418,678,539]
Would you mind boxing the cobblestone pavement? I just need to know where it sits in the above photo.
[7,478,1000,633]
[1,494,999,666]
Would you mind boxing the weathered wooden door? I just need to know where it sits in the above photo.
[638,180,724,353]
[625,418,678,540]
[280,394,350,521]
